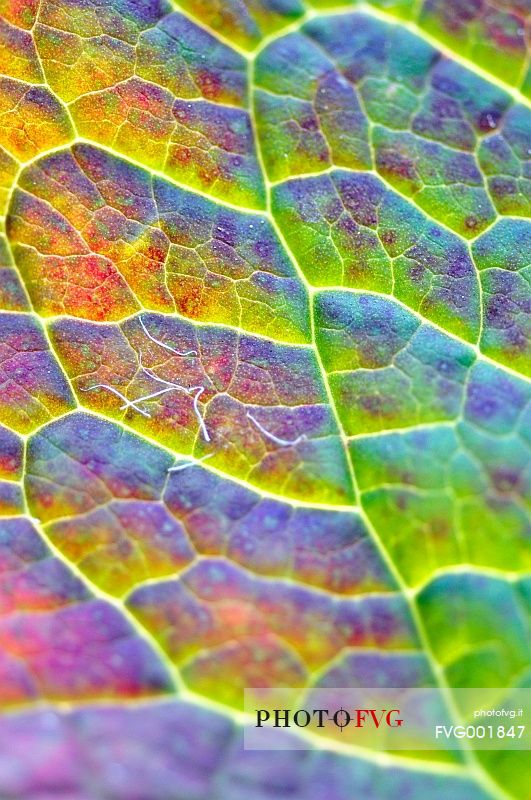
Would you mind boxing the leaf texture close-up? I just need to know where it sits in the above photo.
[0,0,529,798]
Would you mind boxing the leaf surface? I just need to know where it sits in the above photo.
[0,1,529,797]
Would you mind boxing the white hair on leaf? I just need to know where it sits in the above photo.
[137,355,211,442]
[246,411,306,447]
[81,384,152,418]
[189,386,211,442]
[167,453,214,473]
[139,316,197,357]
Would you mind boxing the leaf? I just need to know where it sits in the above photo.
[0,0,529,798]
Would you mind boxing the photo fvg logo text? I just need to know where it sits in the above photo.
[244,688,530,751]
[255,707,403,731]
